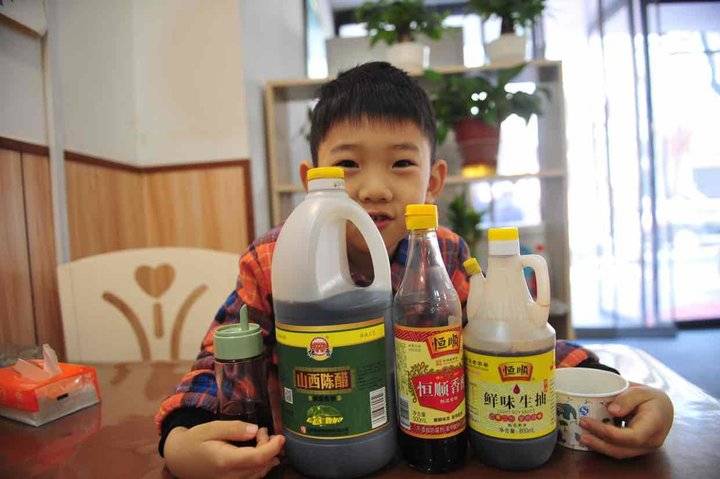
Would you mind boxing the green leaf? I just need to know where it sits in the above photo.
[467,0,546,29]
[436,122,449,145]
[424,63,544,131]
[423,68,443,83]
[355,0,448,46]
[496,63,527,88]
[446,193,485,249]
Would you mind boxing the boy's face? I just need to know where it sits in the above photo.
[301,118,447,258]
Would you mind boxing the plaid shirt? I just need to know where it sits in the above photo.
[155,225,595,434]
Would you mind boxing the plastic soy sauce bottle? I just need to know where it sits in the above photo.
[463,227,556,470]
[214,304,273,444]
[393,204,467,473]
[271,167,396,479]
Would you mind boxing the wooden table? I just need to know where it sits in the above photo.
[1,344,719,478]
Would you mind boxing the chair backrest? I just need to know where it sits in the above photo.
[58,247,238,362]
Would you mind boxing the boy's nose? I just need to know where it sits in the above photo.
[357,178,393,203]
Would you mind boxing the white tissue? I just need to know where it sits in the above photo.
[12,344,61,381]
[42,344,61,376]
[12,359,52,381]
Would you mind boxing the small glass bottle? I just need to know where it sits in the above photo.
[393,204,467,473]
[214,304,273,445]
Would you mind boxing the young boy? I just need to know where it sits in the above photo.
[156,62,673,478]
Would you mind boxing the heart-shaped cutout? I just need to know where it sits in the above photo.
[135,264,175,298]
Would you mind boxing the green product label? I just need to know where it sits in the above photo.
[276,317,389,439]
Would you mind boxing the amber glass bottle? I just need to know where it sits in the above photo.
[393,205,467,473]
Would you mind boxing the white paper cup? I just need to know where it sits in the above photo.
[555,367,629,451]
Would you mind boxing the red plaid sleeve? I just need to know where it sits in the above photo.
[154,227,281,429]
[436,226,471,306]
[556,340,598,367]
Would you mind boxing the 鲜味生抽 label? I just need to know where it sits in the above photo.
[465,347,556,440]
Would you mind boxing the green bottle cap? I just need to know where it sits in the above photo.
[213,305,263,360]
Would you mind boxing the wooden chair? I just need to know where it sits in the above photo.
[57,248,238,362]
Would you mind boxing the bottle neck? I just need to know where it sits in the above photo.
[486,253,528,295]
[487,254,518,276]
[406,229,444,270]
[396,227,461,328]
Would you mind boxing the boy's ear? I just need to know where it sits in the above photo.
[299,161,312,192]
[426,159,448,203]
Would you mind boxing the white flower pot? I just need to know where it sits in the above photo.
[386,41,429,74]
[485,34,527,65]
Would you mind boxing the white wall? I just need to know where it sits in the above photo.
[56,0,250,166]
[4,0,301,235]
[55,0,138,163]
[132,0,249,165]
[0,0,47,36]
[239,0,306,233]
[0,21,47,145]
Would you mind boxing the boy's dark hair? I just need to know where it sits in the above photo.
[310,62,437,165]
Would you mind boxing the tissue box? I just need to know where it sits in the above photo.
[0,361,100,426]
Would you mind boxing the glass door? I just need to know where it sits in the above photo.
[647,1,720,324]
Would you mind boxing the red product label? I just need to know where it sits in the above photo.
[394,324,466,439]
[411,367,465,413]
[498,361,534,382]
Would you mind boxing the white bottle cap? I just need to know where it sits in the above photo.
[488,227,520,256]
[307,166,346,191]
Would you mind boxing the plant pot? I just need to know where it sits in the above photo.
[453,118,499,177]
[485,33,526,65]
[386,41,429,74]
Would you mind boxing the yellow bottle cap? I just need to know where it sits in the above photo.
[405,204,438,230]
[488,227,519,241]
[307,166,344,181]
[463,257,482,275]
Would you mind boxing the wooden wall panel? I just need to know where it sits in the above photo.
[144,164,253,253]
[22,153,65,358]
[65,156,254,259]
[65,159,146,260]
[0,148,36,347]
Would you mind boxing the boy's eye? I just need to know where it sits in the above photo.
[393,159,416,168]
[334,160,359,168]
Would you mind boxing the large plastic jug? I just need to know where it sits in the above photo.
[463,226,556,470]
[271,167,396,478]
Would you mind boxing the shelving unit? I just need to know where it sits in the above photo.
[263,60,572,338]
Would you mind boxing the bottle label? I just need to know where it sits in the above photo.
[276,317,389,439]
[465,348,556,440]
[394,324,466,439]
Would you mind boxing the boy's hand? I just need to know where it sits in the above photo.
[164,420,285,479]
[578,384,674,459]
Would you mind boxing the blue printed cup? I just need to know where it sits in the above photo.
[555,367,629,451]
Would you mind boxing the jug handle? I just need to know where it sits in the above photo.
[308,203,392,294]
[343,204,392,292]
[520,254,550,326]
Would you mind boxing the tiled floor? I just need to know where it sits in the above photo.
[576,327,720,399]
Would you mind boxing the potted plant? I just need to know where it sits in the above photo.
[467,0,546,65]
[425,63,546,176]
[446,192,485,256]
[356,0,446,74]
